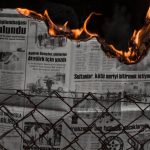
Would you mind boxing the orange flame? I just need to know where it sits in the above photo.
[16,8,44,20]
[70,12,101,41]
[98,6,150,64]
[16,7,150,64]
[17,8,101,40]
[146,7,150,20]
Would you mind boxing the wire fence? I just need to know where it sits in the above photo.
[0,90,150,150]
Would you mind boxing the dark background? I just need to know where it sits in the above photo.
[0,0,149,49]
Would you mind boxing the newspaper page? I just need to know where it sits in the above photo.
[0,104,68,150]
[0,9,72,111]
[0,9,28,92]
[61,111,123,150]
[120,108,150,150]
[22,107,68,150]
[1,8,150,150]
[69,38,121,93]
[25,19,71,94]
[69,38,121,127]
[0,105,24,150]
[0,10,26,149]
[69,38,150,149]
[24,18,72,111]
[119,52,150,150]
[69,37,150,110]
[69,37,150,94]
[61,92,122,150]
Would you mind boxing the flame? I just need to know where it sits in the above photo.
[146,7,150,19]
[16,8,30,16]
[17,8,101,40]
[131,30,141,46]
[16,8,44,20]
[70,12,101,40]
[98,6,150,64]
[44,10,57,36]
[16,7,150,64]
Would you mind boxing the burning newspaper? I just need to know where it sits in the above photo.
[0,8,150,150]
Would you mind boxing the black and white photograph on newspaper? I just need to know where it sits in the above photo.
[23,122,62,149]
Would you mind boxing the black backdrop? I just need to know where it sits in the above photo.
[0,0,149,49]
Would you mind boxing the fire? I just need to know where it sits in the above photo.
[16,7,150,64]
[70,12,101,41]
[16,8,44,20]
[98,6,150,64]
[16,8,100,41]
[146,7,150,20]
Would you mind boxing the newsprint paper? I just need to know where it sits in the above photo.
[0,9,150,150]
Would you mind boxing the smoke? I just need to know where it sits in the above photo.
[102,4,132,50]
